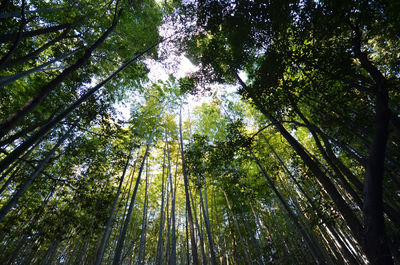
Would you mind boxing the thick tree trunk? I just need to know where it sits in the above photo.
[363,88,392,265]
[352,28,393,265]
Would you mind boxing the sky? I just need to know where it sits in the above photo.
[114,52,242,122]
[113,11,247,124]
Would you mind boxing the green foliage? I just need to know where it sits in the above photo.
[1,1,400,264]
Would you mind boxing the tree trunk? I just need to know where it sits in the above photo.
[179,106,200,265]
[0,0,26,69]
[155,131,167,265]
[189,186,207,265]
[236,73,365,253]
[0,41,160,174]
[0,49,79,89]
[197,168,217,265]
[0,23,72,43]
[248,149,326,264]
[352,27,393,264]
[0,108,58,147]
[290,100,363,209]
[221,189,252,265]
[0,135,44,191]
[40,239,60,265]
[94,111,146,265]
[0,7,121,138]
[0,122,76,222]
[168,138,178,265]
[164,165,171,265]
[112,107,163,265]
[0,6,71,18]
[137,161,149,265]
[262,134,361,264]
[0,25,72,70]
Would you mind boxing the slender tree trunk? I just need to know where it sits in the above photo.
[0,122,76,222]
[320,133,400,227]
[164,167,171,265]
[112,107,163,265]
[119,162,138,234]
[40,239,61,265]
[185,205,190,264]
[0,49,79,89]
[290,101,363,208]
[5,235,27,265]
[0,108,58,147]
[236,73,365,253]
[0,0,26,69]
[155,132,167,265]
[316,129,367,166]
[0,41,160,174]
[94,111,146,265]
[248,149,326,264]
[65,236,81,265]
[221,189,252,265]
[233,192,265,265]
[137,161,149,265]
[189,186,207,265]
[76,228,93,265]
[179,106,199,265]
[203,166,212,237]
[197,170,217,265]
[168,139,178,265]
[4,185,58,265]
[0,6,71,18]
[0,135,45,192]
[262,134,361,264]
[0,5,121,138]
[0,23,72,44]
[0,25,72,70]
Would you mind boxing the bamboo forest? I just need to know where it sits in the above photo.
[1,0,400,264]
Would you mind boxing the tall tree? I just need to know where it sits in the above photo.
[179,106,199,265]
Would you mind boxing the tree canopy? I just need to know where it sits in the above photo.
[0,0,399,264]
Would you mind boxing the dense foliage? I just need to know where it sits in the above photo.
[0,0,399,264]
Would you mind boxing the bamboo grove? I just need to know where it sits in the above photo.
[0,0,399,264]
